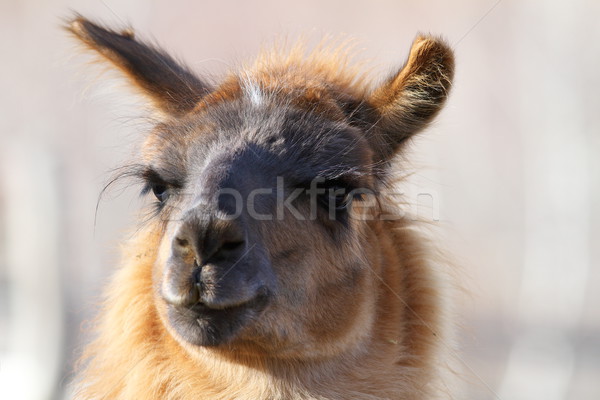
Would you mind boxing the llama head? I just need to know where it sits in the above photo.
[68,17,453,359]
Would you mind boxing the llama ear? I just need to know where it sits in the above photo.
[368,35,454,161]
[67,16,211,116]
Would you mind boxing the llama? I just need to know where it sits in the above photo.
[67,16,455,400]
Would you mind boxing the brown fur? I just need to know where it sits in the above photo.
[67,16,455,400]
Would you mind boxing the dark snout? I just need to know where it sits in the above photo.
[160,206,275,345]
[162,214,274,310]
[159,149,279,346]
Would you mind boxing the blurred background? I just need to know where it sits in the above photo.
[1,0,599,399]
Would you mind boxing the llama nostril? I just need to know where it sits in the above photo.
[219,240,245,253]
[172,235,195,260]
[176,237,189,248]
[172,237,192,255]
[203,239,245,263]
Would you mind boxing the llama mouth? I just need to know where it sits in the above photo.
[193,285,272,311]
[168,292,270,347]
[190,293,269,315]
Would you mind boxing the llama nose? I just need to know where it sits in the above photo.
[161,218,247,308]
[172,218,247,265]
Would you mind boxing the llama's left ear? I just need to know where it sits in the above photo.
[67,16,211,116]
[368,35,454,161]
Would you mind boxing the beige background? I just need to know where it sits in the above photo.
[1,0,599,399]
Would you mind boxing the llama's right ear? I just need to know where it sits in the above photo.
[66,16,211,116]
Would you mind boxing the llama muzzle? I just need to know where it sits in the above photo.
[161,207,275,346]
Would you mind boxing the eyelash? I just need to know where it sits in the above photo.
[302,179,365,211]
[139,169,179,208]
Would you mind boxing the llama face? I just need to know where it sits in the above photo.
[144,90,378,354]
[68,17,453,359]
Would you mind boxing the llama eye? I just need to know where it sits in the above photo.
[139,168,179,204]
[151,183,169,202]
[319,186,352,211]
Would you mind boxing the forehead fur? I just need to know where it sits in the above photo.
[245,39,372,94]
[143,98,373,187]
[194,39,373,117]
